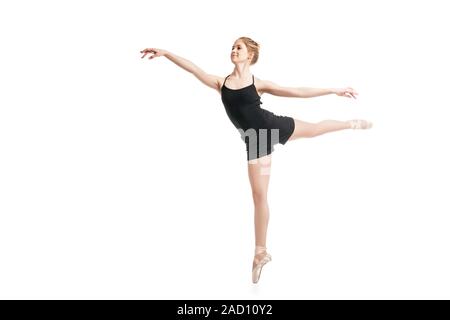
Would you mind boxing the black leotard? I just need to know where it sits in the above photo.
[221,74,295,161]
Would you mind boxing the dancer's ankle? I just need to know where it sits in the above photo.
[255,245,267,255]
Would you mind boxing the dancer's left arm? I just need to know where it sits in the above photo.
[260,80,358,99]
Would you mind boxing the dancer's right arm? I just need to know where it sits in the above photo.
[141,48,221,93]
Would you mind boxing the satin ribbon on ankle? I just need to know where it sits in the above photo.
[255,246,267,255]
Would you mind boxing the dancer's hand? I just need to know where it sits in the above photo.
[140,48,168,59]
[334,87,358,99]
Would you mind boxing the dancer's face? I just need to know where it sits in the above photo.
[230,40,253,64]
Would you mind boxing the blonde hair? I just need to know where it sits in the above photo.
[237,36,260,65]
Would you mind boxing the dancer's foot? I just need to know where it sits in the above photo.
[348,119,373,129]
[252,246,272,284]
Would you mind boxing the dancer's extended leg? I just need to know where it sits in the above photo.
[288,118,372,141]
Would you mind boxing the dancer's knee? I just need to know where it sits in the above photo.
[252,190,268,205]
[302,123,321,138]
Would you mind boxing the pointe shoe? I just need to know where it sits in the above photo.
[252,246,272,284]
[349,119,373,129]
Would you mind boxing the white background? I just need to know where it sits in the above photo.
[1,0,449,299]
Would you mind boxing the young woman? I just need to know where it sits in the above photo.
[140,36,372,284]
